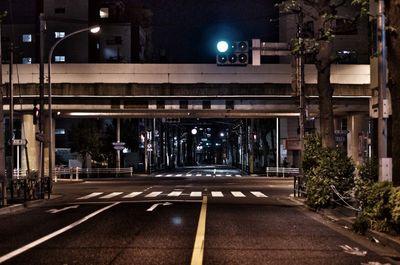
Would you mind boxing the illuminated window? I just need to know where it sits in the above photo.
[22,34,32,42]
[99,8,109,18]
[54,56,65,62]
[55,32,65,38]
[22,57,32,64]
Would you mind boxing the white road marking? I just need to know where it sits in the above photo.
[168,191,183,197]
[339,245,367,256]
[226,174,232,177]
[99,192,123,199]
[146,202,173,212]
[231,191,246,197]
[216,174,222,177]
[145,191,163,198]
[235,174,241,177]
[77,192,103,200]
[206,174,211,177]
[0,202,120,263]
[122,191,142,198]
[196,174,202,176]
[186,174,192,176]
[176,174,183,177]
[166,174,173,177]
[156,174,163,177]
[250,191,268,198]
[47,205,79,214]
[190,191,202,197]
[211,191,224,197]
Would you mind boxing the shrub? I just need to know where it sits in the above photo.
[303,133,355,209]
[357,182,393,232]
[390,187,400,233]
[354,158,378,205]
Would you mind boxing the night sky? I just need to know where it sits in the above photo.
[131,0,279,62]
[0,0,279,63]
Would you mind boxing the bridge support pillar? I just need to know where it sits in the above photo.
[21,114,40,173]
[347,113,368,166]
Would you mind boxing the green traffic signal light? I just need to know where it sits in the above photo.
[216,40,248,66]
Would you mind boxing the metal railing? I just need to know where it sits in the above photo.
[266,167,300,177]
[54,167,134,181]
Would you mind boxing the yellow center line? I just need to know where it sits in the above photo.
[191,196,208,265]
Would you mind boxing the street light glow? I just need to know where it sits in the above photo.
[90,26,101,33]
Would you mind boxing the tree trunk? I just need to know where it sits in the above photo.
[387,0,400,186]
[316,41,335,148]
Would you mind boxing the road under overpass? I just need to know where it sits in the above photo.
[1,63,372,175]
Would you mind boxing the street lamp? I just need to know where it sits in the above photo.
[47,25,100,180]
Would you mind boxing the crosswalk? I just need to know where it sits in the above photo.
[76,190,268,200]
[154,173,242,178]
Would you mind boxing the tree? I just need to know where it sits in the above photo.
[279,0,362,148]
[67,120,103,168]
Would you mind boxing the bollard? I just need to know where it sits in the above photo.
[75,167,79,180]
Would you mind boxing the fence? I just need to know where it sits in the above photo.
[265,167,300,177]
[54,167,134,181]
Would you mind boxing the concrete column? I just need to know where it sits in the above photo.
[347,113,366,166]
[21,114,39,172]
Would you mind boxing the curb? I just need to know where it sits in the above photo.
[289,196,400,252]
[0,194,61,216]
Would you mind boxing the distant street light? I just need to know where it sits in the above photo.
[47,25,100,180]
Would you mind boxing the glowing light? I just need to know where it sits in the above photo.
[217,41,229,53]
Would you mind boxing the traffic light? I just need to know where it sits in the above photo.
[216,41,248,66]
[33,104,40,125]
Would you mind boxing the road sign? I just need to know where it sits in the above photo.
[112,142,125,150]
[12,139,28,146]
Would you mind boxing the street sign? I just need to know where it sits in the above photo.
[12,139,28,146]
[112,142,125,150]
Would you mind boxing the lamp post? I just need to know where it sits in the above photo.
[47,25,100,180]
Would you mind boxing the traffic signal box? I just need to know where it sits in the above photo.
[217,41,248,66]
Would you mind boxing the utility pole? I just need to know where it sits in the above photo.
[8,43,14,185]
[297,11,306,173]
[377,0,391,181]
[0,12,7,206]
[39,13,45,184]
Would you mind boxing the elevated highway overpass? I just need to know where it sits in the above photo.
[2,63,370,118]
[2,63,372,175]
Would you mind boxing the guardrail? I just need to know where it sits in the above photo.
[54,167,134,181]
[265,167,300,177]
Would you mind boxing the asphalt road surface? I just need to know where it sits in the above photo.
[0,166,398,265]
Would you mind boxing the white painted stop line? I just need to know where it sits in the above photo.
[77,192,103,200]
[122,192,142,198]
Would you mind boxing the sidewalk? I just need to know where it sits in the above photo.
[291,196,400,252]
